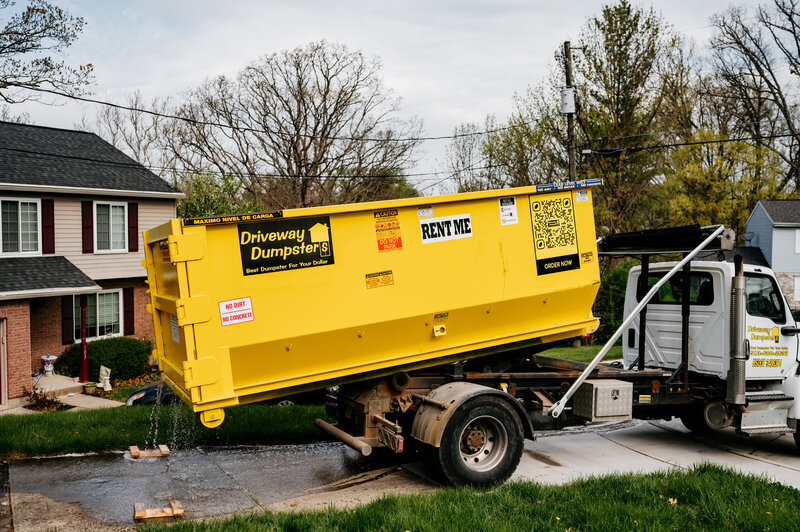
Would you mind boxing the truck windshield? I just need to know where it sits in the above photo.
[744,273,785,324]
[637,272,714,306]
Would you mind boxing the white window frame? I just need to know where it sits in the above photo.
[0,197,41,257]
[93,201,128,254]
[72,289,124,342]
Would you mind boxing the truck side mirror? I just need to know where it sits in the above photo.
[780,327,800,336]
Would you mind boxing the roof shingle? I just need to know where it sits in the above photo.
[0,121,180,195]
[0,256,100,296]
[759,199,800,225]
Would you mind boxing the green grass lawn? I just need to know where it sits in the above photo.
[539,343,623,363]
[0,403,329,459]
[143,464,798,531]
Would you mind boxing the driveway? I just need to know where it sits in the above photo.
[8,418,800,531]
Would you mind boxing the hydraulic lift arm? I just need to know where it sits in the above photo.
[548,224,730,418]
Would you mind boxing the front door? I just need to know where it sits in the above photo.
[744,273,797,380]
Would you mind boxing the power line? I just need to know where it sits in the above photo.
[3,128,795,187]
[4,83,535,144]
[0,143,491,182]
[618,131,797,154]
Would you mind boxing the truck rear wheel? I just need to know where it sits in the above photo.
[426,396,524,487]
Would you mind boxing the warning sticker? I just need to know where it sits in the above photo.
[581,251,594,263]
[530,192,579,275]
[499,197,518,226]
[420,214,472,244]
[219,297,254,326]
[433,312,449,324]
[365,270,394,289]
[375,209,403,252]
[238,216,334,276]
[185,211,282,226]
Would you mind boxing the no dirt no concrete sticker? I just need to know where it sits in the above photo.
[238,216,334,276]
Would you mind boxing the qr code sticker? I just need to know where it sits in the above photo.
[532,197,576,250]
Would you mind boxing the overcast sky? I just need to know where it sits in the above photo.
[10,0,740,192]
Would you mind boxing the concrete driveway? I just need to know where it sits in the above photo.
[515,418,800,488]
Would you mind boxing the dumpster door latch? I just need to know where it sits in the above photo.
[183,357,220,389]
[168,233,205,263]
[176,295,211,326]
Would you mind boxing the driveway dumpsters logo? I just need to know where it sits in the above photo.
[238,216,334,275]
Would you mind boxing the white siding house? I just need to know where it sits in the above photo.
[745,200,800,307]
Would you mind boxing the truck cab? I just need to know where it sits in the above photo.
[622,260,800,435]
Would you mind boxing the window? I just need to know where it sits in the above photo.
[637,272,715,306]
[0,198,39,255]
[73,290,122,341]
[745,274,785,323]
[94,202,127,252]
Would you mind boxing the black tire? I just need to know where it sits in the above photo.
[793,431,800,454]
[421,443,444,479]
[679,407,711,433]
[429,395,524,487]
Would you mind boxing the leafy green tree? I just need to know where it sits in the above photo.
[593,259,637,342]
[663,130,788,238]
[0,0,92,102]
[573,1,689,234]
[445,1,689,235]
[177,173,262,218]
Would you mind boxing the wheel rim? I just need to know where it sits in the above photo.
[458,415,508,472]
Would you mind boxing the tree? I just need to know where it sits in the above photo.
[176,173,262,218]
[573,1,690,234]
[0,0,93,103]
[444,1,689,234]
[709,0,800,191]
[84,90,176,173]
[169,41,421,209]
[664,130,789,237]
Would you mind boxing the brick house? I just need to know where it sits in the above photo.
[0,121,183,405]
[745,199,800,308]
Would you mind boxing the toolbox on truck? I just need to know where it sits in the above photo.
[143,180,603,427]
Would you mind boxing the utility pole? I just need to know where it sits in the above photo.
[562,41,577,180]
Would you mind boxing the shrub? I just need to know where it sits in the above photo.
[592,258,638,342]
[55,337,150,381]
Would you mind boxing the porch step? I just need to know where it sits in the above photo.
[739,425,795,436]
[33,375,84,397]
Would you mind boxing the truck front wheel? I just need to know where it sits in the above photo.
[426,396,524,487]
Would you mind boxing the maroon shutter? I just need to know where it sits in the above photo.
[41,199,55,254]
[127,202,138,252]
[123,287,134,336]
[61,295,74,345]
[81,201,93,253]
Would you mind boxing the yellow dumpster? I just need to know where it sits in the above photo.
[143,180,602,427]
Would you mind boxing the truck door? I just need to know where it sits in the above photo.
[744,272,797,379]
[623,267,726,375]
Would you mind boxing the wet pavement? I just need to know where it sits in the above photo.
[9,442,386,524]
[9,419,800,527]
